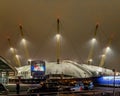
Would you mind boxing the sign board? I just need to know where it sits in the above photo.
[31,60,46,78]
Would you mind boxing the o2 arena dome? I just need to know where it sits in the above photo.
[46,60,114,78]
[16,60,115,79]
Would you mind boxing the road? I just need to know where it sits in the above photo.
[5,84,120,96]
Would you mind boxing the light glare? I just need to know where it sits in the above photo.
[10,47,14,52]
[28,59,32,62]
[92,38,96,43]
[106,46,111,53]
[89,59,93,62]
[102,54,105,57]
[21,38,26,44]
[16,55,19,58]
[56,34,61,40]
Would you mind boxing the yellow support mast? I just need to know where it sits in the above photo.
[19,24,30,61]
[56,17,61,64]
[87,23,99,64]
[7,37,21,67]
[99,34,114,67]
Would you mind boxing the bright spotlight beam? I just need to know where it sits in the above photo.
[99,53,107,67]
[87,23,99,64]
[15,54,21,67]
[87,41,95,64]
[21,38,30,61]
[7,37,21,66]
[99,46,112,67]
[92,38,97,43]
[19,24,30,61]
[99,33,114,67]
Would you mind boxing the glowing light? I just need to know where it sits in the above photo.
[106,46,111,53]
[116,72,119,76]
[91,38,96,43]
[15,55,19,58]
[21,38,26,44]
[88,58,93,64]
[87,38,97,64]
[28,59,32,62]
[102,54,105,57]
[18,70,21,73]
[27,59,32,65]
[106,46,110,50]
[56,34,61,40]
[88,38,97,46]
[10,47,14,52]
[89,59,93,62]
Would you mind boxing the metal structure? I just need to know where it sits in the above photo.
[7,37,21,67]
[87,23,99,64]
[56,18,61,64]
[99,34,114,67]
[19,24,30,62]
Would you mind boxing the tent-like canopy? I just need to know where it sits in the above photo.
[16,60,116,79]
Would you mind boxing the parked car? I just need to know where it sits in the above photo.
[0,83,9,95]
[70,82,84,91]
[84,82,94,90]
[71,81,94,91]
[70,85,82,91]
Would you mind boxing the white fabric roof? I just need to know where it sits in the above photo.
[16,60,115,78]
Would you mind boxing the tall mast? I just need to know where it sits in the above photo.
[19,24,30,62]
[87,23,99,64]
[99,34,113,67]
[56,17,60,64]
[7,37,21,67]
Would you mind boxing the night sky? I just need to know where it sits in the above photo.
[0,0,120,71]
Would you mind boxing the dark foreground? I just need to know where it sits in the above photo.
[2,84,120,96]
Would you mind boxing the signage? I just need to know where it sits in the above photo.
[31,60,46,78]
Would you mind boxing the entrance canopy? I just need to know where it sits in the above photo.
[0,56,16,72]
